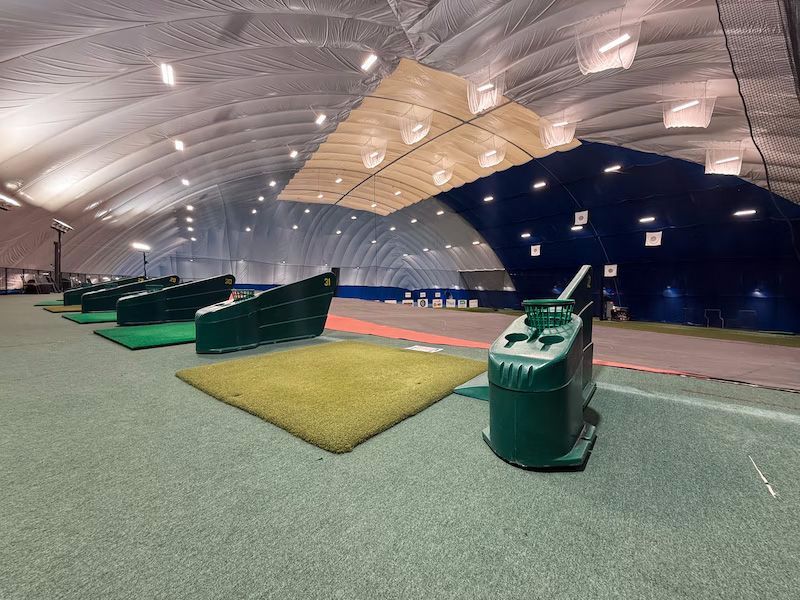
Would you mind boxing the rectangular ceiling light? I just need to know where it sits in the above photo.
[639,216,656,223]
[734,209,756,216]
[715,156,739,165]
[604,164,621,173]
[483,195,493,202]
[290,150,298,158]
[335,177,342,184]
[315,114,327,125]
[361,54,378,71]
[174,139,184,151]
[598,33,631,54]
[132,242,151,251]
[551,121,568,127]
[476,82,494,92]
[533,181,547,189]
[160,63,175,86]
[411,123,424,133]
[181,178,189,186]
[671,99,700,113]
[0,193,21,207]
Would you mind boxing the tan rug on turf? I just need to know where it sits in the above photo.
[176,341,486,453]
[43,305,81,313]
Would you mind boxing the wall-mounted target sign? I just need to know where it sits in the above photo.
[530,244,541,257]
[574,210,588,225]
[604,264,618,277]
[645,231,662,247]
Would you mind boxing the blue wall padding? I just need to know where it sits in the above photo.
[437,141,800,332]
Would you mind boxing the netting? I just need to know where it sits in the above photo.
[716,0,800,203]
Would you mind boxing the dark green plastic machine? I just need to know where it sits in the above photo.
[63,277,143,306]
[483,265,597,469]
[195,272,336,354]
[116,274,235,325]
[81,275,179,313]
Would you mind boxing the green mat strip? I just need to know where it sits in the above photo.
[34,299,64,306]
[62,311,117,324]
[94,321,196,350]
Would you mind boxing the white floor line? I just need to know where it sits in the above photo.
[597,382,800,425]
[749,455,779,499]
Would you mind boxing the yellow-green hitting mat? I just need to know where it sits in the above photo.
[176,341,486,453]
[43,305,81,313]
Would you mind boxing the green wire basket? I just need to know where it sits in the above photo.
[523,299,575,331]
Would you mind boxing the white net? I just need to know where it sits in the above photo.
[477,135,506,168]
[466,72,505,114]
[361,137,387,169]
[540,118,577,149]
[575,9,641,75]
[399,105,433,145]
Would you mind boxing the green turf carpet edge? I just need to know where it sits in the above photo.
[34,299,64,306]
[62,311,117,324]
[94,321,196,350]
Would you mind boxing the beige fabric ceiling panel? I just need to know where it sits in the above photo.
[278,59,579,215]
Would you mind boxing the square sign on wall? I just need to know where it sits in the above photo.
[574,210,589,225]
[645,231,662,247]
[604,264,618,277]
[531,244,541,257]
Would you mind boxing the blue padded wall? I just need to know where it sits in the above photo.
[437,142,800,332]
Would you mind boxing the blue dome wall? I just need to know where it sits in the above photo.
[437,142,800,332]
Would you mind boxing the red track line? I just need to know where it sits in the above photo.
[326,314,694,377]
[325,314,491,349]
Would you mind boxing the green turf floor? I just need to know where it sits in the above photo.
[33,299,64,306]
[94,321,196,349]
[2,294,799,599]
[594,319,800,347]
[62,311,117,324]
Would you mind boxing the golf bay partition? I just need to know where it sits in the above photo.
[81,275,179,313]
[116,274,235,325]
[195,272,336,354]
[62,276,143,306]
[483,265,597,469]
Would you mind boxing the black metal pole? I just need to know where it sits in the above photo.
[142,251,148,277]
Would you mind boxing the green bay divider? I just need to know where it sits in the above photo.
[63,276,143,306]
[81,276,179,313]
[116,274,235,325]
[195,272,336,354]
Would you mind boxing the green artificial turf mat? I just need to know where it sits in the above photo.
[94,321,196,349]
[594,319,800,347]
[43,305,81,313]
[176,341,486,453]
[62,311,117,324]
[34,299,64,306]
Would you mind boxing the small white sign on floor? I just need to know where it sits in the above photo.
[384,299,397,304]
[405,345,443,353]
[401,299,414,305]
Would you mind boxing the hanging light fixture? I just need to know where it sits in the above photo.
[477,135,506,168]
[467,71,505,114]
[399,105,433,145]
[540,116,577,149]
[432,155,454,186]
[705,143,745,176]
[662,82,716,129]
[361,137,387,169]
[574,9,641,75]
